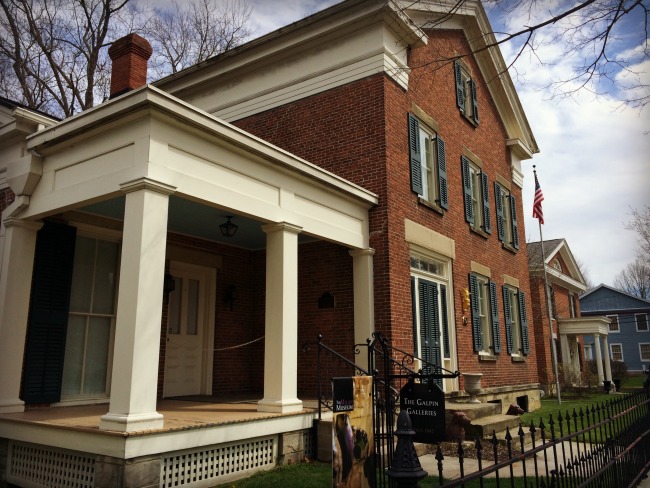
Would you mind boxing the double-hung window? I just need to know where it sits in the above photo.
[610,343,623,362]
[503,285,531,356]
[454,60,479,125]
[462,156,491,234]
[469,274,501,355]
[569,293,577,318]
[607,315,620,333]
[494,183,519,250]
[408,114,448,210]
[639,343,650,361]
[636,314,649,332]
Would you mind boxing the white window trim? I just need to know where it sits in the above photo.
[639,343,650,362]
[607,315,620,333]
[505,285,522,357]
[610,343,624,362]
[636,313,649,332]
[418,123,439,205]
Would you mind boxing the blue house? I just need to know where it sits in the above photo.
[580,284,650,373]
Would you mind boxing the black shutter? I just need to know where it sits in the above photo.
[419,280,432,366]
[436,136,448,210]
[411,276,418,356]
[519,292,530,354]
[419,279,442,385]
[469,274,482,352]
[440,284,450,359]
[22,221,77,404]
[489,282,501,353]
[503,286,514,355]
[494,183,505,242]
[481,172,491,234]
[461,156,473,224]
[510,194,519,249]
[454,61,465,113]
[408,114,423,195]
[469,78,479,124]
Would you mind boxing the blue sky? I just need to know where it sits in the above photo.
[247,0,650,288]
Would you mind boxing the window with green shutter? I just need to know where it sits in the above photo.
[462,156,491,234]
[494,183,519,251]
[408,113,448,210]
[469,274,500,355]
[454,60,479,125]
[503,285,530,356]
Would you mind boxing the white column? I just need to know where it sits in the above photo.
[560,333,571,376]
[0,218,42,413]
[594,334,604,385]
[257,222,303,414]
[602,335,613,382]
[100,178,174,432]
[349,248,375,369]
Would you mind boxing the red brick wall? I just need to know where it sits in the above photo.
[0,187,15,216]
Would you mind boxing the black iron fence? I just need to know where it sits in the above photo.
[306,334,650,488]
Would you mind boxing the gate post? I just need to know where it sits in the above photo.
[386,411,428,487]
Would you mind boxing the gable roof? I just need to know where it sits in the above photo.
[528,238,586,292]
[580,284,650,313]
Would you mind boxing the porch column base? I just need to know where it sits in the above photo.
[257,398,303,414]
[99,411,164,432]
[0,399,25,414]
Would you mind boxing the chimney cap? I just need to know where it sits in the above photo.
[108,33,152,60]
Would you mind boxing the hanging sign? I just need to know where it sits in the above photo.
[400,381,446,443]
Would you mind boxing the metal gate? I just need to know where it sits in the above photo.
[307,331,459,487]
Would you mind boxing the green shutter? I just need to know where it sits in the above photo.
[440,284,450,359]
[462,156,473,224]
[489,282,501,353]
[518,292,530,355]
[502,286,514,355]
[411,276,418,356]
[510,194,519,249]
[436,136,448,210]
[419,280,432,366]
[408,114,423,195]
[469,78,479,124]
[494,183,505,242]
[469,274,482,352]
[419,279,442,386]
[22,221,77,404]
[454,61,464,113]
[481,172,491,234]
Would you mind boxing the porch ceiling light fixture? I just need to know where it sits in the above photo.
[219,216,238,237]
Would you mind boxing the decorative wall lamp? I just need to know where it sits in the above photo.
[219,216,238,238]
[224,284,238,311]
[461,288,470,325]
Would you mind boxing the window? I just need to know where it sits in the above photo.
[408,114,448,209]
[640,344,650,361]
[494,183,519,250]
[454,61,479,125]
[549,285,557,319]
[469,274,501,355]
[62,235,119,399]
[584,344,593,361]
[636,314,649,332]
[610,343,623,362]
[462,156,491,234]
[552,258,562,271]
[411,255,451,388]
[569,293,577,318]
[607,315,619,333]
[503,285,531,356]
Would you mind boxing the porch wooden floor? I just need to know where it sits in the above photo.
[0,397,319,436]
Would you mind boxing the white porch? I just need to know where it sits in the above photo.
[558,317,613,386]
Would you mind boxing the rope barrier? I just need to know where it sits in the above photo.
[214,336,264,351]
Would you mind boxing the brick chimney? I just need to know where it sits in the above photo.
[108,33,153,98]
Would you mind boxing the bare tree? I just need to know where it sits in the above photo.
[0,0,252,118]
[143,0,253,78]
[400,0,650,109]
[625,205,650,262]
[576,257,596,291]
[614,258,650,299]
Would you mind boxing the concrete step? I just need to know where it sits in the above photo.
[465,414,522,439]
[445,401,502,421]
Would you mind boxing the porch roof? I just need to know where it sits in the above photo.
[558,316,611,336]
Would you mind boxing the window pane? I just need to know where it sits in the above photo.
[92,240,119,314]
[637,315,648,331]
[168,277,182,334]
[61,316,86,396]
[69,237,95,313]
[83,317,111,395]
[187,279,199,335]
[640,344,650,361]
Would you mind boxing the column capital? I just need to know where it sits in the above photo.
[120,177,176,195]
[349,247,375,258]
[2,217,43,232]
[261,222,302,235]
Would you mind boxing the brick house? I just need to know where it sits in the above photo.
[528,239,613,390]
[1,1,544,486]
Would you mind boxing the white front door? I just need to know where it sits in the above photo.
[164,262,215,398]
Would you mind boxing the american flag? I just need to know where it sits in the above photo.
[532,171,544,224]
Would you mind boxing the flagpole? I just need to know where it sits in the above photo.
[533,165,561,404]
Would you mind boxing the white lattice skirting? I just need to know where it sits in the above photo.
[5,432,310,488]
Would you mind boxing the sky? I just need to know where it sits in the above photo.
[246,0,650,288]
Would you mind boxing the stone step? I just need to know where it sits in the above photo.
[444,401,502,421]
[465,414,522,439]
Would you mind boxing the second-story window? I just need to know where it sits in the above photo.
[462,156,491,235]
[454,60,479,125]
[408,114,448,210]
[494,183,519,250]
